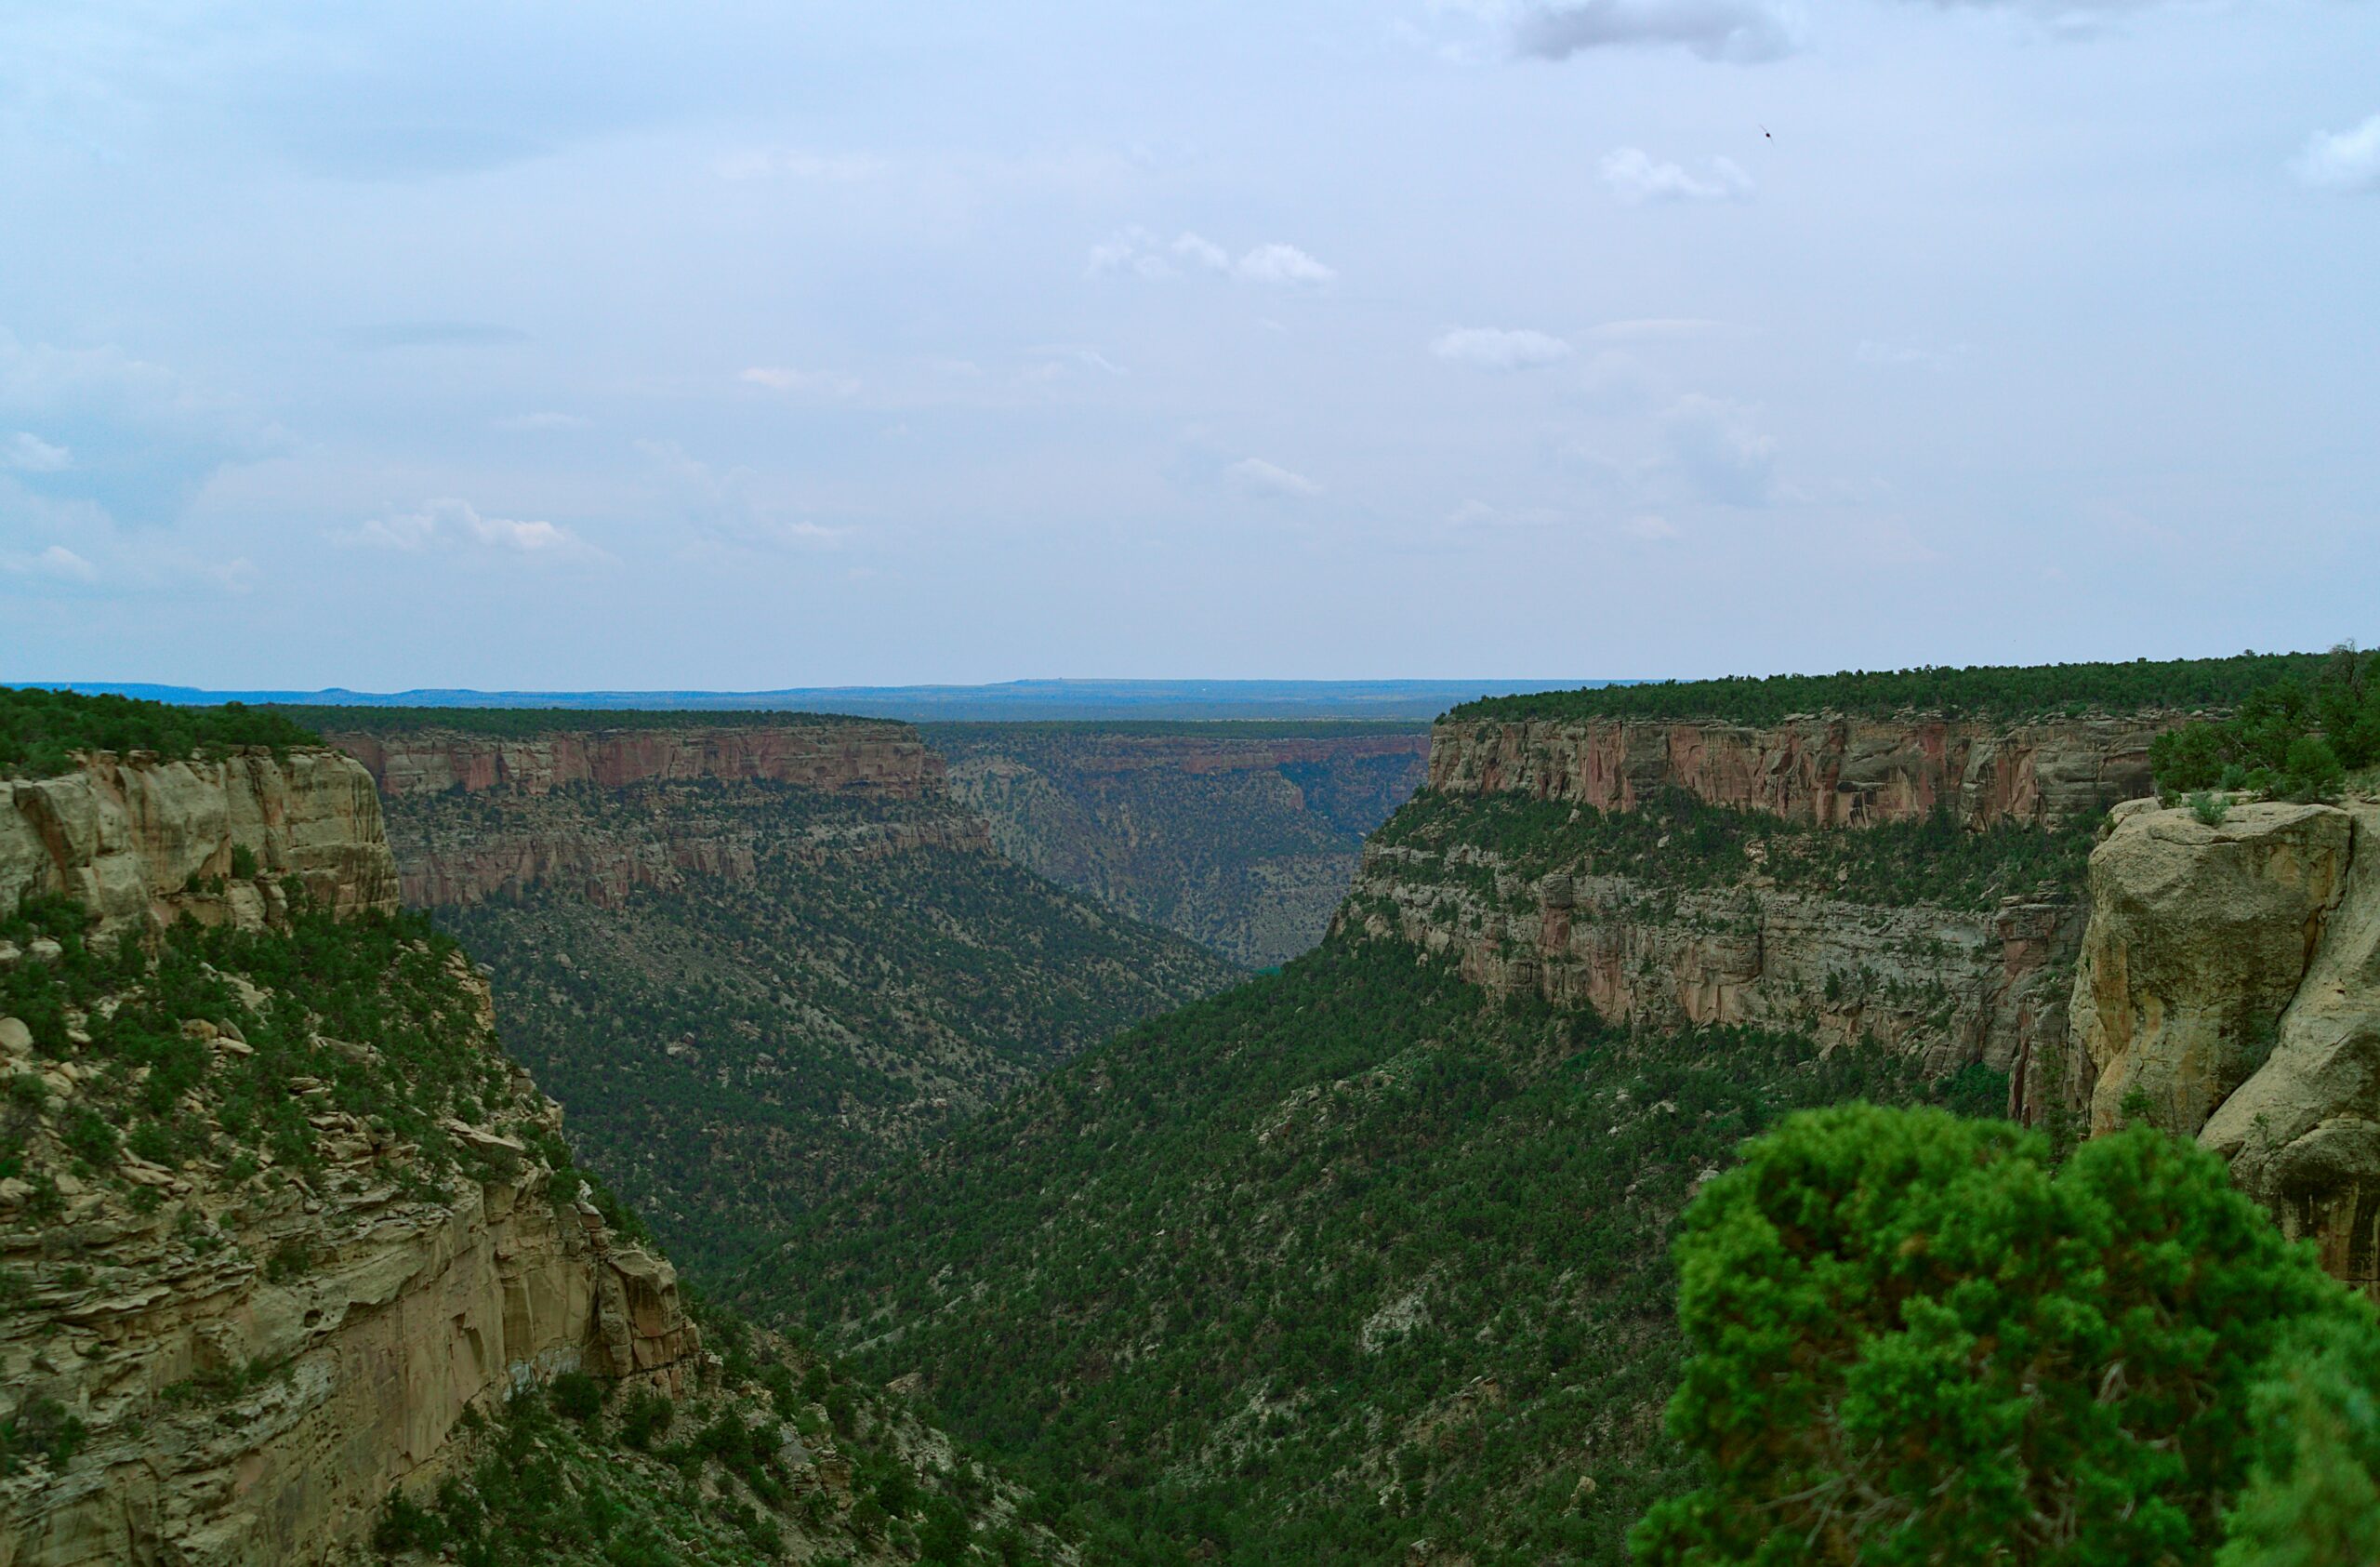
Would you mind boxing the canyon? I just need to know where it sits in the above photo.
[930,724,1431,967]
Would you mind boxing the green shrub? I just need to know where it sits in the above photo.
[0,688,317,780]
[615,1390,673,1451]
[550,1371,605,1424]
[228,843,261,880]
[1633,1106,2365,1565]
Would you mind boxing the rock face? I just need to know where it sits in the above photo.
[2069,796,2380,1290]
[0,754,698,1566]
[933,726,1432,966]
[331,722,941,801]
[1429,713,2167,830]
[324,724,977,910]
[1350,842,2078,1079]
[0,750,398,937]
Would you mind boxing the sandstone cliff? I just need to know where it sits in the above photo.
[0,751,700,1566]
[1342,710,2152,1083]
[2066,794,2380,1290]
[330,722,940,801]
[1429,712,2165,830]
[1,750,398,937]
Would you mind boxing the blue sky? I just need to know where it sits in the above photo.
[2,0,2374,689]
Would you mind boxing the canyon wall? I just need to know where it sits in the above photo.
[331,721,941,801]
[0,750,398,937]
[1429,713,2166,830]
[933,726,1432,966]
[2069,795,2380,1290]
[0,751,698,1566]
[324,723,979,910]
[1352,710,2174,1087]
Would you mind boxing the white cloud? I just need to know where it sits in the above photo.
[1431,327,1575,369]
[1172,232,1232,272]
[1226,458,1323,499]
[741,365,861,399]
[1090,231,1336,287]
[2293,115,2380,194]
[636,440,850,552]
[1234,243,1337,286]
[336,498,602,560]
[1600,148,1754,205]
[1513,0,1802,64]
[1624,513,1681,541]
[1661,394,1778,505]
[492,411,586,432]
[0,544,99,581]
[3,432,71,471]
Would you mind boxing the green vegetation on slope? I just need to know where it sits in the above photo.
[1372,788,2095,912]
[374,1306,1064,1567]
[734,934,2005,1566]
[273,704,872,737]
[2,892,549,1205]
[1639,1104,2375,1565]
[2152,645,2380,802]
[2,685,318,778]
[1448,652,2334,726]
[424,784,1238,1274]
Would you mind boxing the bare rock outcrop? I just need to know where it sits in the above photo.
[1428,713,2167,831]
[2066,797,2380,1291]
[0,750,398,937]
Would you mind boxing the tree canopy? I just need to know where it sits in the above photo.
[0,686,318,778]
[1634,1104,2380,1567]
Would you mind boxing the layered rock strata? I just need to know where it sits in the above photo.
[2067,795,2380,1290]
[1349,842,2077,1079]
[330,722,940,801]
[1429,713,2168,830]
[0,750,398,937]
[0,753,698,1566]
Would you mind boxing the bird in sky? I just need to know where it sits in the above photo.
[1760,124,1773,139]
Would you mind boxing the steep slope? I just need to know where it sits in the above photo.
[0,713,1065,1567]
[927,723,1430,967]
[315,711,1240,1272]
[732,659,2325,1564]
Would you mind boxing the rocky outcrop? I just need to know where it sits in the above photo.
[0,750,398,937]
[0,754,698,1565]
[331,722,941,801]
[1349,842,2077,1079]
[1428,713,2167,831]
[2069,796,2380,1290]
[2070,799,2352,1137]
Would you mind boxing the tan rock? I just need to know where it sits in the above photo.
[0,1016,31,1058]
[2071,800,2352,1137]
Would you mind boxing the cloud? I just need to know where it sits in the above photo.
[340,322,530,351]
[0,544,99,582]
[740,365,861,399]
[1226,458,1323,499]
[1624,513,1681,541]
[336,498,602,561]
[492,411,587,432]
[1431,327,1576,369]
[1600,147,1754,205]
[1233,244,1337,286]
[1173,232,1232,272]
[0,330,282,526]
[1660,394,1778,505]
[1513,0,1802,63]
[1088,231,1337,286]
[2293,114,2380,194]
[3,432,71,472]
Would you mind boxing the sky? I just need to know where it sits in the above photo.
[1,0,2374,690]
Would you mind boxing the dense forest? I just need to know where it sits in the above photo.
[1,684,318,778]
[2151,644,2380,801]
[734,932,2002,1565]
[420,781,1237,1272]
[1447,651,2334,726]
